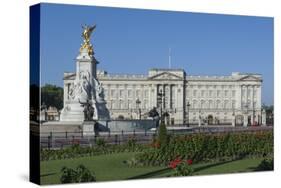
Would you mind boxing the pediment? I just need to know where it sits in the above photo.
[148,72,183,80]
[238,75,261,81]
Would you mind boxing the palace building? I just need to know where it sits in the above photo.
[78,68,266,126]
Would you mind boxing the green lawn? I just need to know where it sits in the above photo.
[40,152,265,185]
[41,152,163,184]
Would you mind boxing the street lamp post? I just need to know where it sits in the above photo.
[186,102,191,127]
[136,99,141,120]
[130,109,133,120]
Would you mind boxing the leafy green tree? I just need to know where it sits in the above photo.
[41,84,63,110]
[262,104,274,125]
[158,122,168,147]
[256,157,273,171]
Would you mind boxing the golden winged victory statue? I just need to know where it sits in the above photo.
[80,24,96,56]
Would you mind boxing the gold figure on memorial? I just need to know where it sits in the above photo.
[80,24,96,56]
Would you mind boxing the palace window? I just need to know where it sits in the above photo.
[193,100,197,109]
[128,100,132,109]
[232,90,236,97]
[136,90,141,98]
[232,100,236,109]
[216,100,221,109]
[217,90,221,97]
[206,101,210,109]
[193,90,197,97]
[144,90,149,98]
[200,100,205,109]
[224,100,229,109]
[112,101,117,109]
[201,90,205,97]
[209,100,213,109]
[224,90,228,97]
[128,90,132,98]
[144,100,148,109]
[186,90,190,97]
[224,116,227,122]
[111,90,116,98]
[119,90,124,98]
[209,90,213,97]
[120,100,124,109]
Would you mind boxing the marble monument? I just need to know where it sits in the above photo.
[60,24,110,122]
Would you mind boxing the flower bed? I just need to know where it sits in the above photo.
[133,130,273,166]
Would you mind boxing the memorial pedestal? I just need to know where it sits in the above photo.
[82,121,96,136]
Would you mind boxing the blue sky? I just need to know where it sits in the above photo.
[40,3,273,105]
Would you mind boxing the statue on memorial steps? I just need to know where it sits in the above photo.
[79,99,95,121]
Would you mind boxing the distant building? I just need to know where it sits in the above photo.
[40,106,60,121]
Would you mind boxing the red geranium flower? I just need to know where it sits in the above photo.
[168,158,182,169]
[186,159,193,165]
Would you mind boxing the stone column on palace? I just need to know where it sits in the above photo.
[153,84,157,108]
[232,113,235,127]
[251,85,255,125]
[198,114,201,127]
[261,109,266,126]
[162,84,165,109]
[170,84,173,109]
[243,114,248,127]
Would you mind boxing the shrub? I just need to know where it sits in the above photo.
[158,122,168,147]
[256,158,274,171]
[60,165,96,183]
[95,138,106,147]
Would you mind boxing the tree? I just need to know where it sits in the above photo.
[148,107,160,128]
[262,104,274,125]
[158,122,168,147]
[30,84,39,121]
[41,84,63,110]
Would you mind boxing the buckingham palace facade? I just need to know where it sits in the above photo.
[89,68,265,126]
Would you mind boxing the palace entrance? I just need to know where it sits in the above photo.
[208,115,213,125]
[235,115,244,126]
